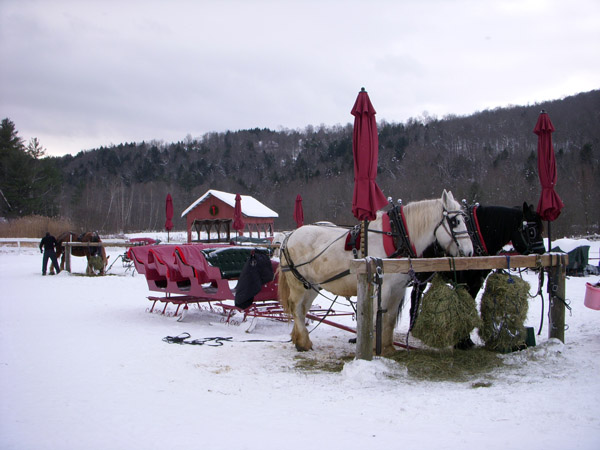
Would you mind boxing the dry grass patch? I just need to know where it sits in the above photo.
[0,215,76,238]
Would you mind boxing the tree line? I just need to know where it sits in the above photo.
[1,90,598,237]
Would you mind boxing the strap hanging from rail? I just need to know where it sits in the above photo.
[547,254,572,313]
[505,255,515,284]
[373,258,386,356]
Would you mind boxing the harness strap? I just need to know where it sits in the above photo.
[319,269,351,285]
[280,230,352,290]
[280,233,313,289]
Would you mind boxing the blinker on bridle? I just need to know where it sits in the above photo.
[523,221,538,240]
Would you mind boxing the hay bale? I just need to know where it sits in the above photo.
[411,274,481,349]
[478,272,530,352]
[89,255,105,272]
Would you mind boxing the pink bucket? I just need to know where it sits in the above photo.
[584,282,600,310]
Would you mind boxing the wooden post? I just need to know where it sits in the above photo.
[356,260,374,361]
[65,243,71,273]
[548,253,567,343]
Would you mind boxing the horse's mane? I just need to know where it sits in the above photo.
[402,198,444,245]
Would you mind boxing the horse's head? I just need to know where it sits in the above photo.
[511,203,545,255]
[434,190,474,257]
[83,231,109,273]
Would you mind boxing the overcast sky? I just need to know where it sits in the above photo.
[1,0,598,157]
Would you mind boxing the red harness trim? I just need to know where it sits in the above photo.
[382,207,417,257]
[382,214,396,257]
[471,205,489,255]
[344,231,361,251]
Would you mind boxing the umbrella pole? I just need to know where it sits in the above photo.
[362,219,369,256]
[547,221,552,252]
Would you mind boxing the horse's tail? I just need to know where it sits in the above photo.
[277,265,291,314]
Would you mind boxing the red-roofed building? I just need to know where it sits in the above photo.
[181,189,278,243]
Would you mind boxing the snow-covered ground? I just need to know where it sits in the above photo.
[1,235,599,450]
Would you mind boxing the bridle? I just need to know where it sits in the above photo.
[517,219,545,255]
[433,207,471,256]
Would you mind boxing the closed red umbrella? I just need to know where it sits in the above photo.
[165,193,173,242]
[534,110,564,251]
[293,194,304,228]
[233,193,244,234]
[352,88,387,357]
[351,88,387,221]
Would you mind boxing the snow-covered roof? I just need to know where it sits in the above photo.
[181,189,279,218]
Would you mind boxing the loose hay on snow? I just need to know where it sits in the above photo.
[479,272,530,352]
[390,348,503,383]
[411,274,481,349]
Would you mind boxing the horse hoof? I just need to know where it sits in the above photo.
[294,342,313,352]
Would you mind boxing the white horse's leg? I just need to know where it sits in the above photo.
[290,287,318,351]
[379,273,409,355]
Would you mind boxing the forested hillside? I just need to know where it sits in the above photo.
[1,90,598,236]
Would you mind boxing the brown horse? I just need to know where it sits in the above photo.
[53,231,109,275]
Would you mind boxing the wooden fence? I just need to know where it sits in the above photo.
[349,253,568,360]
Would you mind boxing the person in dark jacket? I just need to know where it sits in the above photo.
[39,232,60,275]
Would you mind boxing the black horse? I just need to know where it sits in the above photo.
[410,202,545,348]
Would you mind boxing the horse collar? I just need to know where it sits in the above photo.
[466,205,488,256]
[384,205,417,258]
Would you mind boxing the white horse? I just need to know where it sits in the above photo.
[277,190,474,355]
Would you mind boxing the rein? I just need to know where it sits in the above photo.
[162,333,291,346]
[280,228,351,290]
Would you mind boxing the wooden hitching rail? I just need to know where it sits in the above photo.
[349,253,568,361]
[61,241,127,273]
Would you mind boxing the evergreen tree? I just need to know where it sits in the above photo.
[0,118,27,215]
[0,118,62,217]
